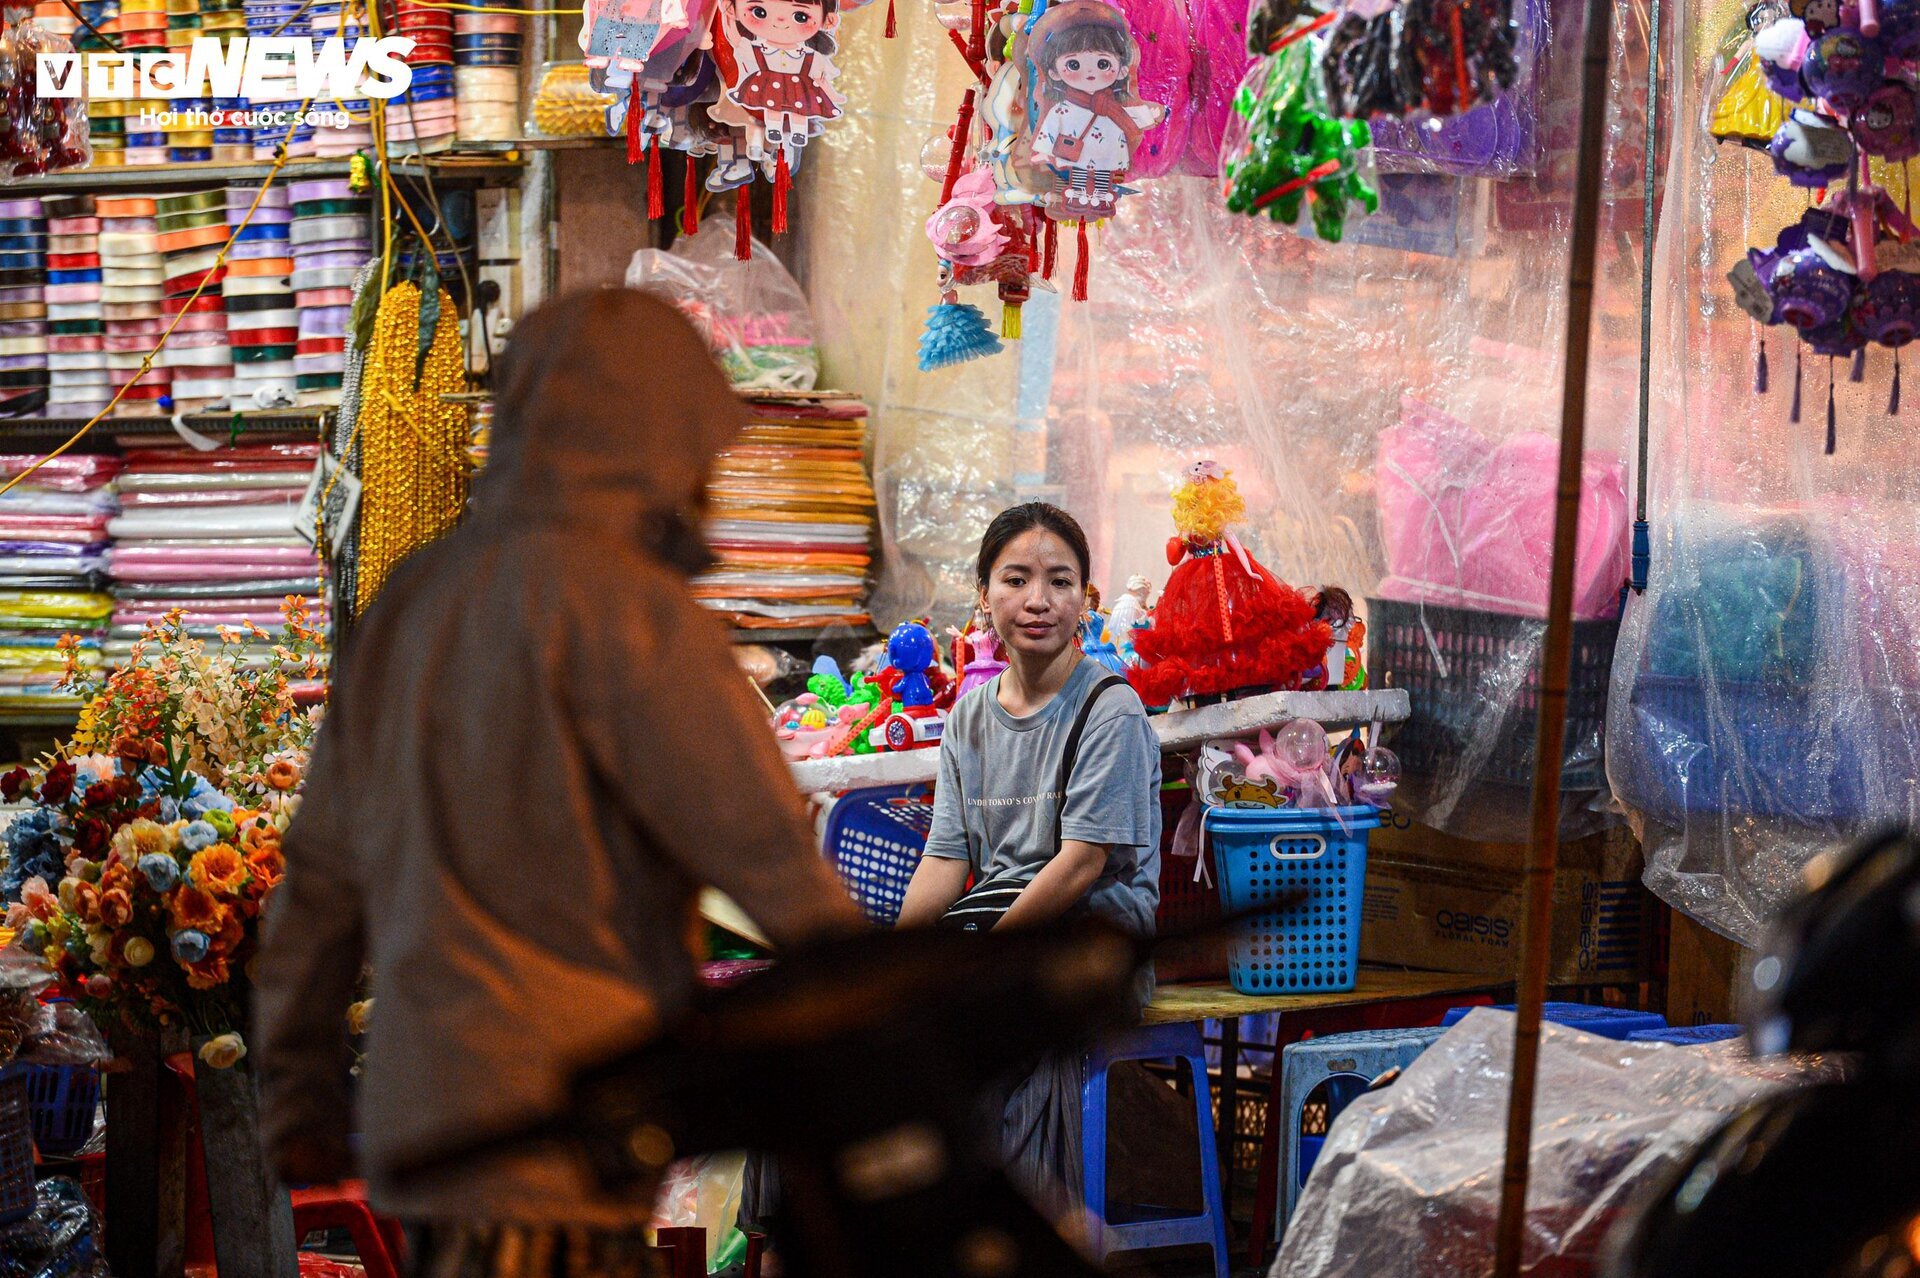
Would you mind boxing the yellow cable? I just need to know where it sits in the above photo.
[0,97,319,502]
[406,2,580,12]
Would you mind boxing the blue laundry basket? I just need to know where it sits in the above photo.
[23,1064,98,1157]
[1206,806,1380,995]
[1440,1002,1667,1040]
[1626,1024,1743,1045]
[821,784,933,926]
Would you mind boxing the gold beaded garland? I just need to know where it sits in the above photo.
[354,282,471,614]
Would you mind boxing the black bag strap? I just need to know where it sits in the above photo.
[1053,673,1129,852]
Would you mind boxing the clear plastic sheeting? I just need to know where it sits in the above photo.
[1604,0,1920,943]
[1271,1009,1840,1278]
[799,0,1653,838]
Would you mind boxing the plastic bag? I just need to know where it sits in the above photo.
[3,23,89,179]
[651,1153,748,1273]
[0,1178,107,1278]
[627,219,820,391]
[1274,1009,1839,1278]
[19,1004,109,1067]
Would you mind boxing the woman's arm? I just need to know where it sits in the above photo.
[896,854,972,928]
[995,839,1108,930]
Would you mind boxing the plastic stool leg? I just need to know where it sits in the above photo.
[1186,1049,1230,1278]
[1079,1051,1111,1260]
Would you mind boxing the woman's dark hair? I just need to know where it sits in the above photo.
[976,503,1092,588]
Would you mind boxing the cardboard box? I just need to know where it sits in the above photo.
[1666,910,1755,1026]
[1360,818,1654,985]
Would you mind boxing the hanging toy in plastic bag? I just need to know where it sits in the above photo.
[1705,2,1796,148]
[1769,106,1856,183]
[0,22,88,176]
[1220,41,1378,241]
[1732,206,1859,330]
[1320,0,1520,121]
[1128,460,1331,707]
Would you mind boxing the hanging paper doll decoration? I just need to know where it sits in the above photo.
[1024,0,1167,218]
[1128,461,1330,706]
[1081,586,1128,674]
[720,0,846,148]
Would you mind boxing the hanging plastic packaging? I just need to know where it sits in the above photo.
[626,216,821,390]
[1,22,89,178]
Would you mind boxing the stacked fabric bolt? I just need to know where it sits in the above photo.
[104,439,324,668]
[155,190,231,411]
[693,397,876,630]
[0,198,49,420]
[98,196,170,415]
[454,0,522,141]
[289,179,368,406]
[45,195,110,420]
[0,454,119,713]
[224,183,298,408]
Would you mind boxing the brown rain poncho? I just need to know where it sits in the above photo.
[253,289,862,1226]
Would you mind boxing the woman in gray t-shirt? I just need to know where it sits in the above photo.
[895,501,1163,1219]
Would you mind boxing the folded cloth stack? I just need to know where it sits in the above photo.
[288,179,370,407]
[0,454,121,712]
[693,396,876,631]
[45,195,110,419]
[98,196,171,414]
[226,182,299,408]
[104,438,326,668]
[0,197,51,419]
[155,189,233,410]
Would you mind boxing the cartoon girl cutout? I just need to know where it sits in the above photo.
[1027,0,1166,218]
[721,0,846,149]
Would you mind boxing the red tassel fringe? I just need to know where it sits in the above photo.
[625,82,642,165]
[773,149,791,234]
[1072,219,1090,302]
[647,138,665,220]
[885,0,896,36]
[1043,215,1057,280]
[735,191,753,261]
[684,156,699,235]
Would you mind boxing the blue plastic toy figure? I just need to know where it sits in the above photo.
[886,622,937,707]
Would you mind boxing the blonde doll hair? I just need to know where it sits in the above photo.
[1171,470,1246,543]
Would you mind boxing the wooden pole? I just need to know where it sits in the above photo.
[1490,0,1617,1269]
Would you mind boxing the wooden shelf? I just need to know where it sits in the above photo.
[0,409,331,438]
[2,151,522,191]
[1144,967,1506,1025]
[788,688,1412,794]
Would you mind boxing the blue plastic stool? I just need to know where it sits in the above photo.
[1440,1002,1667,1040]
[1081,1022,1229,1278]
[820,784,933,925]
[1626,1024,1742,1045]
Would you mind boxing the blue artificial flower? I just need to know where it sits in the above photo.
[154,797,180,823]
[170,930,210,964]
[2,808,66,903]
[16,922,43,953]
[137,853,180,893]
[178,821,219,854]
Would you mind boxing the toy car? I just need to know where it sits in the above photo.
[870,702,945,752]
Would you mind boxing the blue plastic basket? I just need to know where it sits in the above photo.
[0,1064,34,1224]
[24,1064,99,1157]
[821,784,933,926]
[1626,1024,1742,1045]
[1206,806,1380,995]
[1440,1002,1667,1040]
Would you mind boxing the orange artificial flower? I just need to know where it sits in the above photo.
[265,761,299,791]
[188,844,249,898]
[244,845,284,897]
[208,908,246,957]
[169,886,222,933]
[98,860,133,898]
[97,888,133,929]
[239,820,281,858]
[184,956,231,991]
[69,881,100,924]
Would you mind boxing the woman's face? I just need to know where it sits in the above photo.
[981,527,1085,662]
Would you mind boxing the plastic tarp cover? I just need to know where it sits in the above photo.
[1271,1008,1842,1278]
[798,0,1651,841]
[1596,0,1920,943]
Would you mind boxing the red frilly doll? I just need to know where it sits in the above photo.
[1129,461,1330,705]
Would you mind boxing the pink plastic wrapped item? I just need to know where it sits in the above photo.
[1180,0,1253,176]
[1376,398,1628,620]
[1117,0,1194,179]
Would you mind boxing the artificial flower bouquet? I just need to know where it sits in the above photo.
[0,600,323,1054]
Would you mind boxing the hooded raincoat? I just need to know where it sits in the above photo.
[253,289,862,1226]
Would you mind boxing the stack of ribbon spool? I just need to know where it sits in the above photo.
[97,197,168,415]
[454,0,521,141]
[166,97,215,164]
[87,99,127,168]
[312,0,376,156]
[155,190,232,410]
[0,199,49,418]
[226,183,298,406]
[29,0,77,37]
[383,0,456,153]
[245,0,311,159]
[289,179,369,405]
[212,96,253,163]
[46,196,111,420]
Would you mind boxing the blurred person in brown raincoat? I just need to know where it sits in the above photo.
[253,289,863,1277]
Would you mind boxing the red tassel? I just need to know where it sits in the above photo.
[773,149,791,234]
[885,0,896,36]
[684,156,699,235]
[735,190,753,261]
[1043,215,1057,280]
[647,138,666,220]
[1072,219,1090,302]
[1025,209,1039,272]
[625,82,642,165]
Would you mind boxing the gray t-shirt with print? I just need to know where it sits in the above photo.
[923,657,1162,936]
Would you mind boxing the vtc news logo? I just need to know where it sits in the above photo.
[36,37,417,100]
